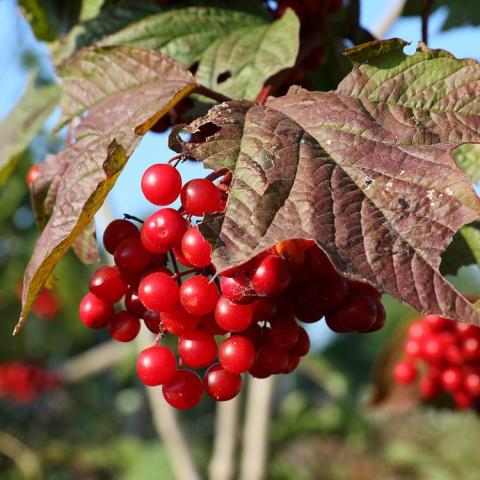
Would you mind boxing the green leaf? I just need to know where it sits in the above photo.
[196,8,300,100]
[18,46,196,334]
[58,2,297,101]
[80,0,105,21]
[441,222,480,275]
[453,144,480,184]
[171,39,480,325]
[0,79,60,187]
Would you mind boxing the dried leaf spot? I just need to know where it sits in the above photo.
[256,149,274,171]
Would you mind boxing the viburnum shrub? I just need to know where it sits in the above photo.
[394,315,480,410]
[78,158,384,408]
[12,0,480,413]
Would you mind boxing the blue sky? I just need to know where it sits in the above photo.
[1,0,479,348]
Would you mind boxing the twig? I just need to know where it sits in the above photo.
[371,0,408,39]
[0,431,42,480]
[238,377,276,480]
[61,341,133,383]
[422,0,436,45]
[136,328,201,480]
[195,85,231,103]
[209,396,242,480]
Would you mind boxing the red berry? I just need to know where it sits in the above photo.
[404,339,422,359]
[462,337,480,362]
[289,326,310,357]
[204,364,241,401]
[142,208,187,252]
[252,255,291,297]
[267,313,299,349]
[173,244,194,267]
[306,274,349,313]
[162,369,203,409]
[255,344,289,375]
[441,367,463,392]
[408,321,432,340]
[109,311,140,342]
[161,303,201,336]
[114,237,152,273]
[219,335,255,373]
[456,323,480,339]
[215,296,253,332]
[422,336,445,364]
[178,330,217,368]
[393,361,417,384]
[251,298,277,323]
[304,245,335,276]
[143,310,161,334]
[220,274,253,304]
[347,280,382,300]
[424,314,450,331]
[464,373,480,396]
[420,376,441,400]
[79,292,113,329]
[103,219,138,254]
[240,322,264,348]
[325,294,377,333]
[200,313,227,336]
[26,164,41,186]
[138,272,179,312]
[137,345,176,386]
[445,344,463,365]
[367,300,386,332]
[179,275,219,315]
[141,163,182,205]
[284,354,300,374]
[453,390,473,409]
[181,178,223,216]
[181,226,212,268]
[125,288,147,318]
[89,266,128,304]
[140,227,169,254]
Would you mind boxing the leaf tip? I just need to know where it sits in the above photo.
[344,38,409,64]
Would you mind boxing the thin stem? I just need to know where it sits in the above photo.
[205,168,229,182]
[169,251,181,286]
[123,213,144,224]
[422,0,436,45]
[195,85,231,103]
[174,269,199,278]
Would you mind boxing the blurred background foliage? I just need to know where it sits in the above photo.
[1,0,480,479]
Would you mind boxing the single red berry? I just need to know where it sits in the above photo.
[138,272,179,312]
[114,237,152,273]
[220,274,254,304]
[137,345,176,386]
[161,303,201,336]
[79,292,114,329]
[456,323,480,339]
[306,274,349,313]
[249,359,271,379]
[179,275,219,315]
[366,300,386,332]
[453,390,473,410]
[293,293,325,324]
[109,311,141,342]
[423,314,451,331]
[26,164,41,186]
[404,339,422,359]
[215,296,253,332]
[255,344,289,375]
[252,255,291,297]
[408,321,432,340]
[140,227,169,254]
[289,326,310,357]
[325,294,377,333]
[162,369,203,409]
[283,354,301,374]
[181,178,223,216]
[239,322,264,348]
[445,344,463,365]
[141,163,182,205]
[219,335,255,373]
[181,226,212,268]
[141,208,187,252]
[304,245,335,277]
[125,288,147,318]
[393,361,417,384]
[267,313,299,349]
[464,372,480,396]
[103,219,138,254]
[251,298,277,322]
[420,376,441,400]
[143,310,161,334]
[89,266,128,304]
[32,289,59,319]
[173,244,194,267]
[462,337,480,362]
[204,364,241,401]
[441,367,463,392]
[178,330,217,368]
[422,335,445,364]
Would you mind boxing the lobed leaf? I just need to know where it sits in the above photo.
[18,46,196,334]
[0,80,60,187]
[171,40,480,324]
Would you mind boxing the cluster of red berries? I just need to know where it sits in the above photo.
[79,160,385,409]
[0,362,61,404]
[394,315,480,410]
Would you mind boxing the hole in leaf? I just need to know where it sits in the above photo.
[190,123,221,144]
[217,71,232,84]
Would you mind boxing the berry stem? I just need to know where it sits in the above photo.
[123,213,144,224]
[169,251,182,286]
[195,85,231,103]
